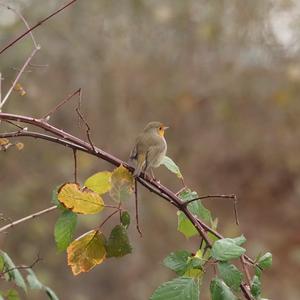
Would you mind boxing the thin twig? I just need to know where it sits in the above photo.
[135,179,142,237]
[0,47,39,111]
[0,205,57,233]
[241,255,252,288]
[98,209,120,229]
[42,88,81,120]
[73,149,78,184]
[0,0,78,54]
[1,254,41,276]
[0,3,39,49]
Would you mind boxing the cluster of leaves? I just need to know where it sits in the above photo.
[0,138,23,152]
[51,157,272,300]
[150,186,273,300]
[0,251,58,300]
[53,165,134,275]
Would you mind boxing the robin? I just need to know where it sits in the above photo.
[129,122,168,178]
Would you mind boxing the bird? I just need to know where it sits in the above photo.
[129,121,168,178]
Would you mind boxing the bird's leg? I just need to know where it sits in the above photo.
[150,169,160,183]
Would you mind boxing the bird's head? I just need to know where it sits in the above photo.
[144,121,169,137]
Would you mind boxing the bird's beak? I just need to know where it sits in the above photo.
[163,126,169,130]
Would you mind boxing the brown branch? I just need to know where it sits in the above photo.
[73,149,78,184]
[0,205,57,233]
[0,0,79,54]
[98,209,120,229]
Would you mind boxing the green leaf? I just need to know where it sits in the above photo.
[250,275,261,299]
[210,277,237,300]
[0,292,4,300]
[45,287,59,300]
[26,269,59,300]
[84,171,112,194]
[161,156,183,178]
[177,189,212,239]
[211,237,246,261]
[1,251,27,293]
[27,269,43,289]
[106,225,132,257]
[231,235,246,246]
[120,211,130,229]
[150,276,200,300]
[5,289,20,300]
[258,252,272,270]
[217,262,243,292]
[0,255,4,272]
[54,210,77,252]
[163,250,192,275]
[177,211,198,238]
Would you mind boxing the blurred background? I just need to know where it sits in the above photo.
[1,0,300,299]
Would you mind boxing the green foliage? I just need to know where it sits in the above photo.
[161,156,183,178]
[250,275,261,299]
[210,277,237,300]
[1,251,27,293]
[163,250,192,276]
[150,277,200,300]
[120,211,130,229]
[106,225,132,257]
[211,236,246,261]
[26,269,59,300]
[257,252,272,270]
[3,289,19,300]
[54,210,77,252]
[177,189,212,238]
[217,262,243,292]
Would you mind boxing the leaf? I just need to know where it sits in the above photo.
[250,275,261,299]
[45,287,59,300]
[13,82,26,96]
[161,156,183,178]
[177,211,198,238]
[84,171,112,194]
[1,251,27,293]
[26,269,59,300]
[163,250,192,275]
[258,252,272,270]
[217,262,243,292]
[0,138,9,145]
[211,237,246,261]
[109,165,134,203]
[58,183,104,214]
[231,235,246,246]
[67,230,106,275]
[120,211,130,228]
[4,289,20,300]
[0,255,4,272]
[106,225,132,257]
[210,278,237,300]
[177,189,212,238]
[150,276,200,300]
[54,210,77,252]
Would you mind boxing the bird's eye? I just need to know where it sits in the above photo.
[159,126,162,131]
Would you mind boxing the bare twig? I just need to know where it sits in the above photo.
[0,0,78,54]
[42,88,81,120]
[73,149,78,184]
[241,255,252,287]
[98,209,120,229]
[1,254,42,276]
[134,179,142,237]
[0,205,57,233]
[0,47,39,111]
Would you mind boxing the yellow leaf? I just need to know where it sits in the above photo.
[67,230,106,275]
[13,83,26,96]
[109,165,134,203]
[15,142,24,150]
[84,171,112,194]
[58,183,104,214]
[0,138,9,145]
